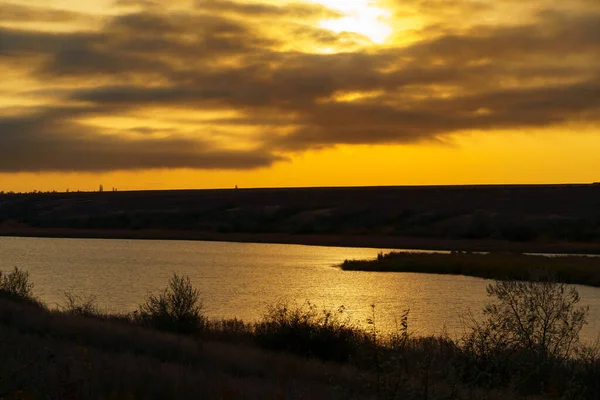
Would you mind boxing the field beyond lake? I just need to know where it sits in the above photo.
[3,184,600,254]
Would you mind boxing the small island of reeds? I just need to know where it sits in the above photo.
[340,251,600,287]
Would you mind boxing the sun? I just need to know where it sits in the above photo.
[316,0,392,44]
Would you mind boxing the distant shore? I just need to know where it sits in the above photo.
[2,226,600,255]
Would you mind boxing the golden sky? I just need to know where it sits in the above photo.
[1,0,599,191]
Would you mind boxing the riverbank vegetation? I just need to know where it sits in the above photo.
[1,267,600,399]
[341,251,600,287]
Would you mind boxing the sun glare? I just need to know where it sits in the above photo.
[316,0,392,44]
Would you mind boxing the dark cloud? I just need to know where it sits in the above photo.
[0,108,282,172]
[198,0,342,19]
[406,12,600,64]
[0,0,599,172]
[274,80,600,149]
[0,27,98,56]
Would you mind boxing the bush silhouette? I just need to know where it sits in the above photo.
[254,301,363,362]
[137,273,205,335]
[0,267,35,302]
[62,292,101,317]
[460,273,588,391]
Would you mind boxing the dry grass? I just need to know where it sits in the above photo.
[2,295,597,399]
[0,298,372,400]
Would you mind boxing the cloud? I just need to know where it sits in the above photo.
[0,0,599,172]
[0,107,282,172]
[0,2,94,23]
[198,0,343,20]
[0,27,98,56]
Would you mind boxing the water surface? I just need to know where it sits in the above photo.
[2,236,599,339]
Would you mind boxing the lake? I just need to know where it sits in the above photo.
[2,236,600,339]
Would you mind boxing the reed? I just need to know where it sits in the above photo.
[341,251,600,287]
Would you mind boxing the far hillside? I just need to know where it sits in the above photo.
[1,185,600,251]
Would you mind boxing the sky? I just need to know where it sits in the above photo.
[1,0,599,192]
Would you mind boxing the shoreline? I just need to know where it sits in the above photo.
[2,226,600,255]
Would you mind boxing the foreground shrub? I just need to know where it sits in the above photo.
[0,267,34,301]
[62,292,101,317]
[137,273,205,335]
[460,273,589,392]
[204,318,254,342]
[254,301,364,362]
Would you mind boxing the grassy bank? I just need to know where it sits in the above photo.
[341,251,600,287]
[0,298,374,399]
[2,268,600,399]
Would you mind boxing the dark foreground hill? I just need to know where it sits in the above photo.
[2,269,600,399]
[1,184,600,252]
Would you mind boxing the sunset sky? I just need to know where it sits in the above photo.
[1,0,599,192]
